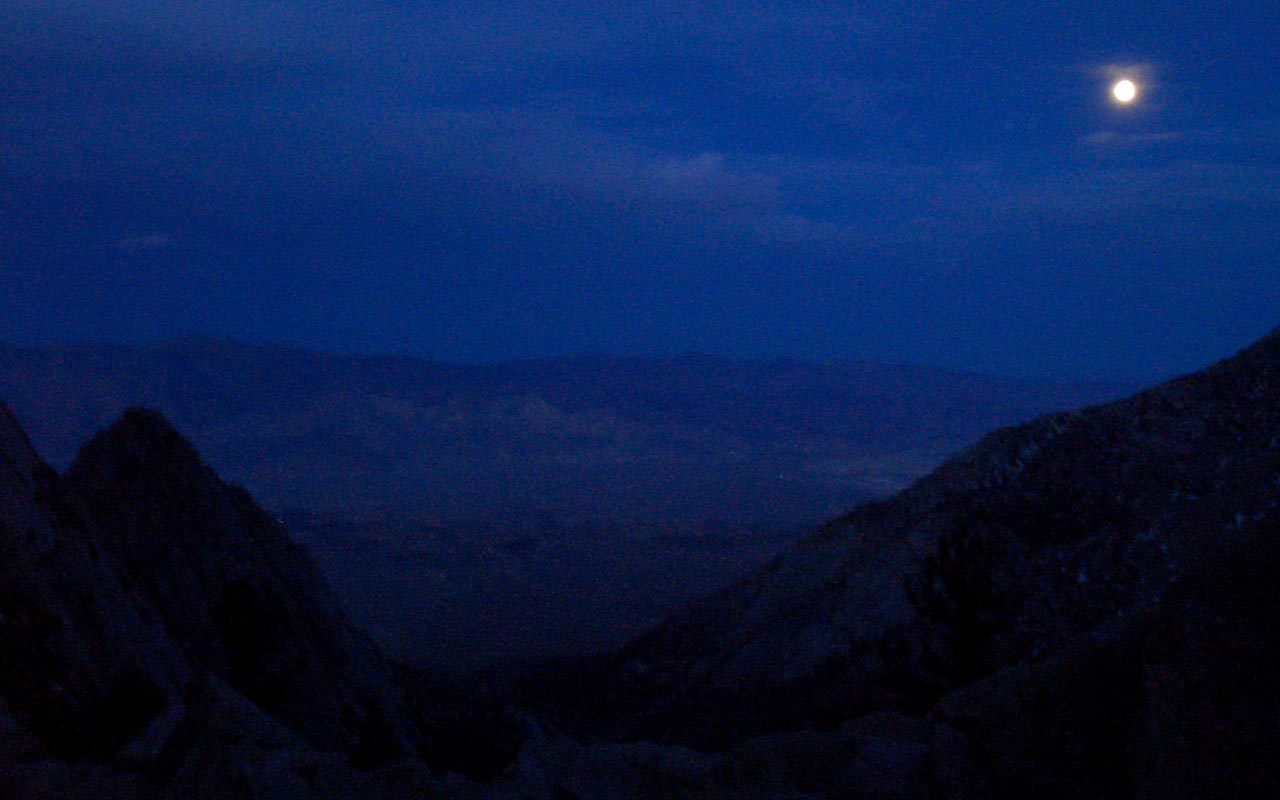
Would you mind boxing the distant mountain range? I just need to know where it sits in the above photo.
[0,337,1125,528]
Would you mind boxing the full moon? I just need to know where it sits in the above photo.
[1112,79,1137,103]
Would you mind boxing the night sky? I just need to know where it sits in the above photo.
[3,2,1278,381]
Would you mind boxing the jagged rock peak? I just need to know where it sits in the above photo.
[70,406,210,484]
[64,406,253,561]
[63,406,425,760]
[1,402,508,793]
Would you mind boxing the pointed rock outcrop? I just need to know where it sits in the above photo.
[0,402,188,763]
[62,408,421,758]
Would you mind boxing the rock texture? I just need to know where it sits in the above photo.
[0,403,189,765]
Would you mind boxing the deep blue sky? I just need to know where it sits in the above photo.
[3,2,1278,381]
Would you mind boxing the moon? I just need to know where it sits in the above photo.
[1112,79,1137,103]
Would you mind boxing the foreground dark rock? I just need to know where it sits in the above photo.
[0,404,489,798]
[0,403,188,769]
[498,514,1280,800]
[62,408,418,757]
[488,710,987,799]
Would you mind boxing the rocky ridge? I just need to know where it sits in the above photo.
[0,404,510,798]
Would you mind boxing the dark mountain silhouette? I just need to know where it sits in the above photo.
[60,408,419,753]
[5,325,1279,798]
[0,404,518,797]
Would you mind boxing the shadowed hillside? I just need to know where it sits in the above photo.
[0,403,523,797]
[500,323,1280,797]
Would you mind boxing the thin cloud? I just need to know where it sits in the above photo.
[115,233,173,252]
[1080,130,1184,147]
[586,151,778,207]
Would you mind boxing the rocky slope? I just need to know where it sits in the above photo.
[492,513,1280,799]
[506,324,1280,795]
[60,408,421,755]
[0,403,512,798]
[0,404,189,767]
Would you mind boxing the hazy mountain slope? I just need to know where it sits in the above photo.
[576,324,1280,746]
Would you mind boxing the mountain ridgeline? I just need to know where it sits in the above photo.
[2,326,1279,798]
[0,337,1123,526]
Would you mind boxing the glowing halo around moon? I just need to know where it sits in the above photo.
[1112,78,1138,103]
